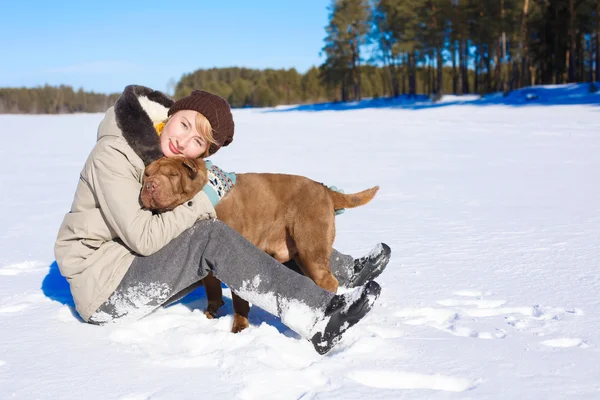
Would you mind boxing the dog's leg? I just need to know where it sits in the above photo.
[231,291,250,333]
[293,215,339,293]
[203,273,225,319]
[294,252,339,293]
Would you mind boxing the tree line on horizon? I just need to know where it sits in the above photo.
[0,85,120,114]
[172,65,466,107]
[3,0,600,113]
[1,64,454,113]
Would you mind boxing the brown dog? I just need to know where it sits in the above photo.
[141,157,378,332]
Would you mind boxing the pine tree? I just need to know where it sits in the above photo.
[321,0,370,100]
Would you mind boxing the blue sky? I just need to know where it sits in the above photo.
[1,0,331,94]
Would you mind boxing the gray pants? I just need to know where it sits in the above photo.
[89,219,354,336]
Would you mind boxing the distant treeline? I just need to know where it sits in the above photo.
[0,85,119,114]
[173,65,467,107]
[1,64,464,114]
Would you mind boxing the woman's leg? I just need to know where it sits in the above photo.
[89,219,380,353]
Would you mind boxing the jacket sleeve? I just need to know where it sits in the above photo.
[88,139,216,256]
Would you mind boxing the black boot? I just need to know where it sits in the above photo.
[310,280,381,355]
[347,243,391,288]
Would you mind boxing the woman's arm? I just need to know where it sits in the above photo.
[88,139,216,256]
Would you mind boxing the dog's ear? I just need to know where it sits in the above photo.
[181,158,198,179]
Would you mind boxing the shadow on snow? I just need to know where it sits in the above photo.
[265,83,600,113]
[41,261,291,334]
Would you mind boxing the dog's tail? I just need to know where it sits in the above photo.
[328,186,379,210]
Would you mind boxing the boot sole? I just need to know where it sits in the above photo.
[312,281,381,355]
[350,244,391,288]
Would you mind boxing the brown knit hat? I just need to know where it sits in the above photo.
[168,90,234,156]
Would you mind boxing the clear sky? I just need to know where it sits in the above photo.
[1,0,331,94]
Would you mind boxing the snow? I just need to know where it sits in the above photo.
[89,281,172,324]
[235,275,326,338]
[1,84,600,398]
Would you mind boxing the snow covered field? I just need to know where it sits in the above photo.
[1,90,600,399]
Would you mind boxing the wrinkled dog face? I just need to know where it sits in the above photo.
[141,157,208,212]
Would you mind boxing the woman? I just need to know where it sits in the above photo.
[54,85,391,354]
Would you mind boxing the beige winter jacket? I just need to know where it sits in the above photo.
[54,86,216,322]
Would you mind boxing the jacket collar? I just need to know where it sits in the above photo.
[114,85,174,166]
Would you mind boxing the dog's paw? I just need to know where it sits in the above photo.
[231,314,250,333]
[205,300,225,319]
[204,310,216,320]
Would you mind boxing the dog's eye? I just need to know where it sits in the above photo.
[169,172,179,178]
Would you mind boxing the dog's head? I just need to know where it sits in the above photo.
[141,157,208,212]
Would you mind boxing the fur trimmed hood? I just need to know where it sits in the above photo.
[113,85,174,166]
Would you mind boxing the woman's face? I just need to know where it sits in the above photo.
[160,110,208,159]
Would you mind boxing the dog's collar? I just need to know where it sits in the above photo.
[202,160,236,205]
